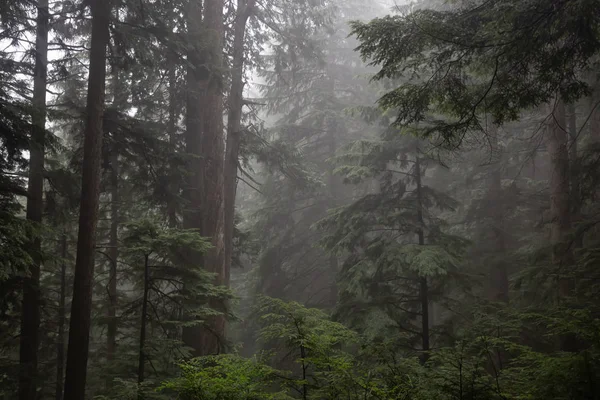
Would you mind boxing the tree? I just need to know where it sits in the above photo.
[18,1,49,398]
[63,0,112,398]
[182,0,227,356]
[224,0,256,290]
[350,0,600,144]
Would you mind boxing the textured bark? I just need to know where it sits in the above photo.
[182,0,226,356]
[19,1,48,399]
[415,154,429,364]
[63,0,111,398]
[224,0,255,289]
[55,234,67,400]
[547,100,572,296]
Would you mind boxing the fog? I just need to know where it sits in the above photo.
[1,0,599,399]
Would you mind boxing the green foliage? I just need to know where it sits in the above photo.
[257,295,358,353]
[160,355,286,400]
[350,0,600,145]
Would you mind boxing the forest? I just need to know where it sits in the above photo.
[1,0,600,399]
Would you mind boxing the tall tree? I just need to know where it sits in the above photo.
[19,1,48,399]
[63,0,112,398]
[183,0,226,356]
[224,0,256,289]
[547,100,572,299]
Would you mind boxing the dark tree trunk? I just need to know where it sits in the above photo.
[19,1,48,399]
[548,99,576,352]
[182,0,226,356]
[547,100,572,296]
[137,255,149,388]
[63,0,111,398]
[415,153,429,363]
[55,233,67,400]
[224,0,255,289]
[567,104,582,249]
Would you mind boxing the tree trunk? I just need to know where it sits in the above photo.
[137,255,149,388]
[224,0,255,289]
[182,0,226,356]
[547,99,572,296]
[567,104,582,249]
[415,153,429,363]
[182,0,204,355]
[548,99,577,352]
[55,233,67,400]
[19,1,48,399]
[63,0,111,398]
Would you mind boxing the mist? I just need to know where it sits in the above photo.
[1,0,599,399]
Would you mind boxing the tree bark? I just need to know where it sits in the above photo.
[224,0,255,290]
[415,153,429,364]
[19,1,48,399]
[63,0,111,398]
[182,0,226,356]
[547,99,572,297]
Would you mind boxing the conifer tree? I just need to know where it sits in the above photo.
[63,0,112,397]
[18,1,49,398]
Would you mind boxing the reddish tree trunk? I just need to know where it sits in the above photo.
[182,0,226,356]
[63,0,111,398]
[19,1,48,398]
